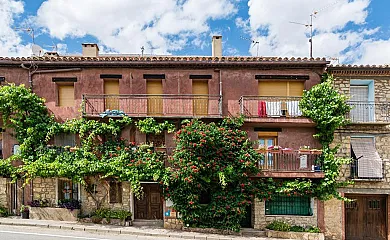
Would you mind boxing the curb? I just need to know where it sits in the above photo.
[0,221,238,240]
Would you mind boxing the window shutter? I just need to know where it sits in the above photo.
[350,86,369,102]
[109,181,122,203]
[258,81,287,96]
[104,80,120,110]
[265,196,312,216]
[147,80,163,115]
[351,137,382,178]
[192,80,209,115]
[288,81,304,96]
[58,85,75,107]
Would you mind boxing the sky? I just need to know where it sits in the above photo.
[0,0,389,65]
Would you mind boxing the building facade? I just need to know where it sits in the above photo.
[0,38,329,230]
[325,65,390,240]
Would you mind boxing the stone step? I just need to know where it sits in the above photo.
[132,219,164,227]
[241,228,267,237]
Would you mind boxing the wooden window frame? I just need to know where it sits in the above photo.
[56,83,75,107]
[109,180,122,204]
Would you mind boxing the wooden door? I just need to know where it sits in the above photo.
[258,133,277,170]
[345,195,387,240]
[192,80,209,116]
[134,184,163,220]
[147,80,163,115]
[104,80,119,110]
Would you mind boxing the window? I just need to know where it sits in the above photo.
[265,196,312,216]
[104,79,119,110]
[199,189,211,204]
[258,132,277,170]
[58,179,79,201]
[54,133,75,147]
[58,84,75,107]
[350,80,375,122]
[109,181,122,204]
[147,80,163,115]
[258,81,304,97]
[192,80,209,116]
[350,136,382,179]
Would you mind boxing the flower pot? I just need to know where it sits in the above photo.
[269,150,281,154]
[299,150,311,154]
[311,150,323,155]
[255,149,267,153]
[21,211,29,219]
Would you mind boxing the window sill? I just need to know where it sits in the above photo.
[265,214,314,217]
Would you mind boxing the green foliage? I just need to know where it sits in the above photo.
[94,208,132,221]
[136,118,175,134]
[266,221,321,233]
[266,221,291,232]
[300,73,353,200]
[163,118,274,232]
[0,205,9,217]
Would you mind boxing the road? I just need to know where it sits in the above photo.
[0,225,173,240]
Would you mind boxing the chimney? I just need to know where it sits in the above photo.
[212,35,222,57]
[44,51,59,57]
[82,43,99,57]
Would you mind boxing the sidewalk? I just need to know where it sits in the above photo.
[0,217,284,240]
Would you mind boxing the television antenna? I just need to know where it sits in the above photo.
[140,46,145,57]
[31,44,44,57]
[15,27,35,44]
[289,1,341,58]
[147,42,158,55]
[44,41,58,52]
[240,36,260,57]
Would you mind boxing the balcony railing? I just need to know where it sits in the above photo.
[82,94,222,118]
[256,150,322,172]
[239,96,303,118]
[347,101,390,123]
[350,158,383,181]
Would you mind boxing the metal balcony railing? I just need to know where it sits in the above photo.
[82,94,222,118]
[347,101,390,123]
[239,96,303,118]
[256,150,322,172]
[349,158,383,181]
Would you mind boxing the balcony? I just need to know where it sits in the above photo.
[255,150,324,178]
[347,101,390,123]
[239,96,313,125]
[82,94,222,118]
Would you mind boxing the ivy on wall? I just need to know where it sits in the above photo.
[0,79,352,230]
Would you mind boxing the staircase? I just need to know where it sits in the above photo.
[132,219,164,228]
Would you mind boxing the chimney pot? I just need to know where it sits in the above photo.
[212,35,222,57]
[82,43,99,57]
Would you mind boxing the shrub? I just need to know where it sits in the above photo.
[58,199,81,210]
[29,199,49,207]
[290,225,305,232]
[93,209,132,221]
[266,221,290,232]
[0,205,9,217]
[308,226,321,233]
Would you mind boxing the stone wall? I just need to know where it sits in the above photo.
[0,178,9,209]
[324,198,343,240]
[32,178,57,206]
[253,198,318,230]
[80,178,131,215]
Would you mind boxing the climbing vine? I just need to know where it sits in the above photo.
[299,73,353,199]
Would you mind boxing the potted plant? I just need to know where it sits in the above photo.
[282,147,294,154]
[310,148,323,155]
[299,145,311,154]
[268,145,282,154]
[256,145,268,153]
[20,205,29,219]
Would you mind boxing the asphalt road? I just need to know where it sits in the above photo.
[0,225,173,240]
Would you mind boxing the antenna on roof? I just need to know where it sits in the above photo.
[326,56,340,64]
[141,46,145,57]
[44,41,58,52]
[240,36,260,57]
[31,44,44,57]
[289,1,341,58]
[15,27,35,44]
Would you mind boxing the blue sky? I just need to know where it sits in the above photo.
[1,0,389,64]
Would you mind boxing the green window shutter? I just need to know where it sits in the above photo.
[265,196,312,216]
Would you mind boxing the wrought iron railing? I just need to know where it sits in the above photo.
[347,101,390,123]
[239,96,303,118]
[256,150,322,172]
[349,158,383,180]
[82,94,222,118]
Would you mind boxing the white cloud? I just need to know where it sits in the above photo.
[35,0,237,55]
[242,0,390,64]
[0,0,31,56]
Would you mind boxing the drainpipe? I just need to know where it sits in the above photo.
[215,69,222,116]
[20,64,82,91]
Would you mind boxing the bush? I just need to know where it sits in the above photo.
[58,199,81,210]
[93,209,132,221]
[266,221,321,233]
[0,205,9,217]
[266,221,290,232]
[29,199,49,207]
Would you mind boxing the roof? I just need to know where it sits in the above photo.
[0,56,329,69]
[329,64,390,69]
[328,64,390,76]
